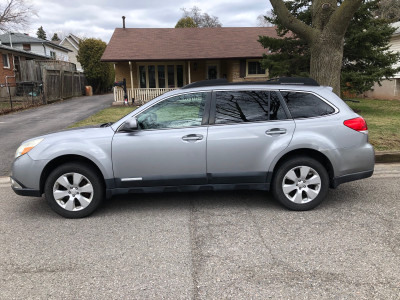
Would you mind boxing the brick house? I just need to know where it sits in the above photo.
[0,44,48,98]
[101,27,278,103]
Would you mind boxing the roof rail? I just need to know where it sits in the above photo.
[182,77,320,89]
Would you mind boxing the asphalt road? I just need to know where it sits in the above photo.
[1,164,399,299]
[0,94,114,176]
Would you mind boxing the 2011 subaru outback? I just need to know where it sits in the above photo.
[11,78,374,218]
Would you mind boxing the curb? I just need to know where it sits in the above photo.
[375,151,400,164]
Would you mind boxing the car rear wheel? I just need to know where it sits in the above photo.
[272,156,329,211]
[44,163,104,218]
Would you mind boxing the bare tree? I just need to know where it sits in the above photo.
[374,0,400,21]
[0,0,36,32]
[181,6,222,27]
[257,11,275,27]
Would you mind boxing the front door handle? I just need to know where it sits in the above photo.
[182,134,203,142]
[266,128,287,136]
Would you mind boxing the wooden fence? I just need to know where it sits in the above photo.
[18,60,86,103]
[43,69,86,102]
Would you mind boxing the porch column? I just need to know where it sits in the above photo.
[188,61,191,84]
[129,61,134,100]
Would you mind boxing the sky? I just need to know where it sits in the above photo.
[25,0,272,42]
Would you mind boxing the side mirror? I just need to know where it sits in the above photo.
[120,117,138,132]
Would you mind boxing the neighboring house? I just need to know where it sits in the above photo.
[59,34,83,71]
[101,27,278,103]
[0,43,49,97]
[0,33,72,63]
[365,21,400,100]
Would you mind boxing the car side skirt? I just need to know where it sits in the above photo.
[106,183,271,199]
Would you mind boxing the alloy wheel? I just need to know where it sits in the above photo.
[282,166,322,204]
[53,172,94,211]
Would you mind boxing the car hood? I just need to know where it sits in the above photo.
[20,125,114,145]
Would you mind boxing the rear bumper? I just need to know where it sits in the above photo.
[332,169,374,188]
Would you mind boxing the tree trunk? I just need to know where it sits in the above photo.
[310,34,344,95]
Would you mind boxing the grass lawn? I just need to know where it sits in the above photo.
[347,98,400,151]
[69,106,136,128]
[0,101,25,110]
[68,99,400,151]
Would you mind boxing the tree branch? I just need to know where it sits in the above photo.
[326,0,363,37]
[269,0,316,42]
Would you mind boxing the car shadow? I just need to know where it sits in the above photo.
[20,186,354,220]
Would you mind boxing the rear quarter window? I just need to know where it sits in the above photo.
[280,91,335,119]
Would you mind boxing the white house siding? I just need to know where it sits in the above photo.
[364,24,400,100]
[391,35,400,78]
[61,39,82,71]
[11,43,69,62]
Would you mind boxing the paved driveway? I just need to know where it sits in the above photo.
[1,164,399,299]
[0,94,114,176]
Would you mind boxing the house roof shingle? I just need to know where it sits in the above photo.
[101,27,278,62]
[0,33,72,52]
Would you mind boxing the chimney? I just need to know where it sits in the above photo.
[122,16,126,28]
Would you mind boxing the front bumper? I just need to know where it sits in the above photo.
[11,154,49,197]
[11,176,42,197]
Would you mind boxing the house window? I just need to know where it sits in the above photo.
[246,60,266,77]
[138,63,185,89]
[23,44,31,51]
[50,51,56,59]
[158,65,165,88]
[139,66,146,88]
[167,65,175,88]
[2,54,10,68]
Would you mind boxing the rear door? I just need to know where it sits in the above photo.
[206,90,295,184]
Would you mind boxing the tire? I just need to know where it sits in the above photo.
[44,163,104,218]
[272,156,329,211]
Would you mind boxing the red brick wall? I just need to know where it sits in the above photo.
[0,51,16,86]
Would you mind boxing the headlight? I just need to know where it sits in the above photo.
[15,138,44,158]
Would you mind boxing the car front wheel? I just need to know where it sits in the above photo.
[272,157,329,211]
[44,163,104,218]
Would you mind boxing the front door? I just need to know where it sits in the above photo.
[112,92,210,187]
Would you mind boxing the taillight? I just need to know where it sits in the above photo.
[344,117,368,133]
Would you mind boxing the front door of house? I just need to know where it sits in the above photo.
[207,65,218,80]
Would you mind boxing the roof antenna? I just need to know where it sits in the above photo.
[122,16,126,29]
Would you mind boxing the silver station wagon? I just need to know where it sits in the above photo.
[11,78,374,218]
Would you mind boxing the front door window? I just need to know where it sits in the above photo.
[137,92,207,130]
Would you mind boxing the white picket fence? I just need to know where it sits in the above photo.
[113,87,176,105]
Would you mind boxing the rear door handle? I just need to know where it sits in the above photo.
[266,128,287,136]
[182,134,203,141]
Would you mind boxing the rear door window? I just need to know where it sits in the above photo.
[280,91,335,118]
[214,91,286,124]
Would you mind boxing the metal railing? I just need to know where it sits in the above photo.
[113,87,177,105]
